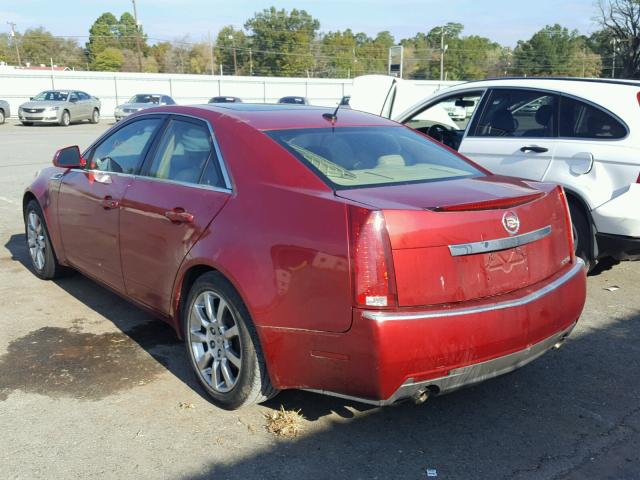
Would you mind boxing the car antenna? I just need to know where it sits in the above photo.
[322,103,341,125]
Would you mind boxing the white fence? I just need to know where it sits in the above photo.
[0,67,459,118]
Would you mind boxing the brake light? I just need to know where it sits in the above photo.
[557,186,575,262]
[636,172,640,183]
[349,206,397,308]
[637,91,640,107]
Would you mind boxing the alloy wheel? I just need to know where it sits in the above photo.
[27,211,46,271]
[188,290,242,393]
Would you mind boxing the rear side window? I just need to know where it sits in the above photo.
[267,126,483,189]
[559,96,626,139]
[471,89,557,138]
[145,119,214,185]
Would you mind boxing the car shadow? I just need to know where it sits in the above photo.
[3,232,211,403]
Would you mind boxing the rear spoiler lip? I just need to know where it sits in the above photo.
[430,191,546,212]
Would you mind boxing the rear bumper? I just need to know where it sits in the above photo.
[261,259,586,404]
[307,322,576,406]
[596,233,640,260]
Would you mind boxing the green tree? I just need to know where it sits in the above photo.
[86,12,119,62]
[215,26,249,75]
[16,28,84,69]
[245,7,320,76]
[512,24,601,77]
[92,47,123,71]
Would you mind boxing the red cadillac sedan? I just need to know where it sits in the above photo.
[24,104,586,409]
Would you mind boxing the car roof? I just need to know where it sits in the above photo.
[137,103,397,130]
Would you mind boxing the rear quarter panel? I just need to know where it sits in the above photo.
[174,117,354,334]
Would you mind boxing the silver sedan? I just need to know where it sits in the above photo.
[0,100,10,124]
[114,94,176,121]
[18,90,101,126]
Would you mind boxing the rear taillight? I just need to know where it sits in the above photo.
[349,206,397,308]
[557,186,576,261]
[637,91,640,107]
[636,172,640,183]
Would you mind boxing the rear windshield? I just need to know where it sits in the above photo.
[268,126,483,189]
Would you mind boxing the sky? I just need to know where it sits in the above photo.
[1,0,598,46]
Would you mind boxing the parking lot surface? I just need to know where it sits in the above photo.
[0,119,639,479]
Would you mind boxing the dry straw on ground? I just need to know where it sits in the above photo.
[264,406,305,438]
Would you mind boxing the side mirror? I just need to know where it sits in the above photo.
[53,145,85,169]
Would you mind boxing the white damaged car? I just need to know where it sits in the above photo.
[349,75,640,269]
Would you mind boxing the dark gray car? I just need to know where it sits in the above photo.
[0,100,9,124]
[114,94,176,121]
[19,90,101,126]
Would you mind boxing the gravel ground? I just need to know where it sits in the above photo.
[0,119,638,480]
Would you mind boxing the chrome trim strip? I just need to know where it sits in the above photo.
[448,225,552,257]
[363,258,585,322]
[304,322,576,406]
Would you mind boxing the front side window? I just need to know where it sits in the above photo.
[404,92,484,150]
[145,119,214,185]
[268,126,483,189]
[471,89,557,138]
[90,118,163,173]
[77,92,90,100]
[162,96,176,105]
[559,96,626,139]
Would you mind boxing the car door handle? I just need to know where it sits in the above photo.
[101,196,119,210]
[520,146,548,153]
[165,208,194,224]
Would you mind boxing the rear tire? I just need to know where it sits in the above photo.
[0,109,5,124]
[90,108,100,124]
[569,200,594,271]
[59,110,70,127]
[24,200,65,280]
[183,272,278,410]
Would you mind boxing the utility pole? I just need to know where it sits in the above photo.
[131,0,144,72]
[7,22,21,67]
[249,48,253,76]
[228,35,238,75]
[439,26,448,82]
[611,38,617,79]
[208,31,215,75]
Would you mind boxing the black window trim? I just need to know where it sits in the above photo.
[466,86,629,141]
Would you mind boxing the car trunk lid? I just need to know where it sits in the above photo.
[338,176,573,307]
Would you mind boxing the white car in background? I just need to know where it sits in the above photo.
[350,76,640,269]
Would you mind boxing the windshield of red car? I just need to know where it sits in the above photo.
[267,126,483,189]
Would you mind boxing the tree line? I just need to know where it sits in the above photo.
[1,1,638,80]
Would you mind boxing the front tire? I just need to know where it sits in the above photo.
[59,110,70,127]
[21,121,33,126]
[569,201,594,271]
[184,272,278,410]
[0,109,5,124]
[24,200,65,279]
[90,108,100,124]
